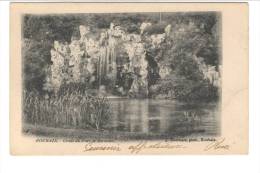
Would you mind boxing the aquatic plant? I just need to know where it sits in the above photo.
[23,89,111,130]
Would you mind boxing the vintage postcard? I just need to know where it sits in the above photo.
[10,3,248,155]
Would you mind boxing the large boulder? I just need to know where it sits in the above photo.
[140,22,152,35]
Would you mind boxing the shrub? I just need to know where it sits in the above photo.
[149,73,220,102]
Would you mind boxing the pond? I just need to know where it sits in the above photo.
[107,98,220,138]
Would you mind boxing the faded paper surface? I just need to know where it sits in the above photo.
[10,3,248,155]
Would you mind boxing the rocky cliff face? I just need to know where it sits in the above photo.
[46,23,172,97]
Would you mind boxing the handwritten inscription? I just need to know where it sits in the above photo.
[82,141,186,153]
[128,141,186,154]
[204,138,230,151]
[83,142,121,152]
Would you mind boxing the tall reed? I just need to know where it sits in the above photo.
[23,90,111,130]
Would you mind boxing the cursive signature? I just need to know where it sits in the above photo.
[128,141,186,154]
[204,138,230,151]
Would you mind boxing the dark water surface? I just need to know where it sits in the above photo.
[107,98,220,137]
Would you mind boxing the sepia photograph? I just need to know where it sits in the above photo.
[22,12,221,140]
[10,3,248,154]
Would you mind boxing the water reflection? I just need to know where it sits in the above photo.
[108,98,220,137]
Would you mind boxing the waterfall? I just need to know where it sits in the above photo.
[97,42,117,89]
[97,51,101,88]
